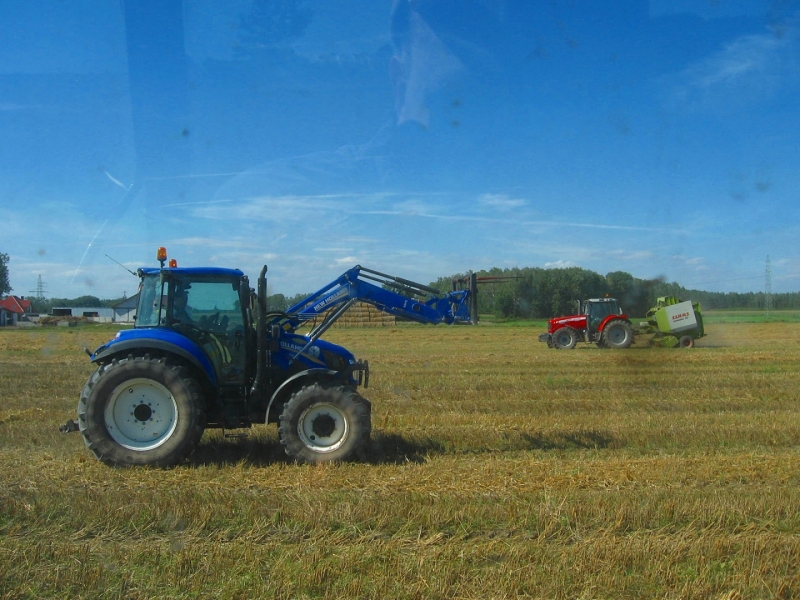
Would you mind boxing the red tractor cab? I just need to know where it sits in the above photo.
[538,297,635,350]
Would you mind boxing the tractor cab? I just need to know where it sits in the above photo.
[581,298,622,334]
[136,267,251,386]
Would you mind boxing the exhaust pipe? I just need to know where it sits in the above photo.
[250,265,268,398]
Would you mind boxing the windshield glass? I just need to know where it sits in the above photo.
[135,274,164,327]
[591,302,616,319]
[169,276,243,332]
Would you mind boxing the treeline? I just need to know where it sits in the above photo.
[429,267,795,319]
[30,293,314,315]
[25,268,795,321]
[266,293,314,311]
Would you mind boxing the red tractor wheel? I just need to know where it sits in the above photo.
[552,327,578,350]
[602,321,634,349]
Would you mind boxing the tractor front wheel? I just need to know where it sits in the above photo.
[78,355,206,467]
[552,327,578,350]
[602,321,634,349]
[278,383,371,464]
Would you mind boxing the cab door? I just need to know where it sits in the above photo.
[168,277,248,385]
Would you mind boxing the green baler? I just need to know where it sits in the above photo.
[640,296,705,348]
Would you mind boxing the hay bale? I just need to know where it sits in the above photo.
[306,302,396,328]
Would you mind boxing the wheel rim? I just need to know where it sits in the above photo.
[105,378,178,450]
[297,402,348,453]
[607,327,627,345]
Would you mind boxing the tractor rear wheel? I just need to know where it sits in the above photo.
[552,327,578,350]
[602,321,634,349]
[78,355,206,467]
[278,383,371,464]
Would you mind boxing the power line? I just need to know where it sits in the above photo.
[29,275,47,300]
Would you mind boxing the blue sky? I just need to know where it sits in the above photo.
[1,0,799,299]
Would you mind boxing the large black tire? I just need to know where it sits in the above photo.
[602,320,634,349]
[552,327,578,350]
[78,355,206,467]
[278,383,371,464]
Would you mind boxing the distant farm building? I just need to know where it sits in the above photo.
[0,296,32,326]
[113,293,139,323]
[46,293,139,324]
[50,307,115,323]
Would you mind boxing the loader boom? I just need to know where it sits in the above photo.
[278,265,475,333]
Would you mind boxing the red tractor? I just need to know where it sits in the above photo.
[538,297,635,350]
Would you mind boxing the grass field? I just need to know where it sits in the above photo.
[1,320,799,599]
[701,310,800,324]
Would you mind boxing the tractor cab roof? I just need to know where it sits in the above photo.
[585,297,618,303]
[139,267,245,279]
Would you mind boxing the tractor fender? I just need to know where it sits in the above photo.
[597,315,632,332]
[265,368,342,423]
[90,336,217,387]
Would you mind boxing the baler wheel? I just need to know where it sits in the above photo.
[679,335,695,348]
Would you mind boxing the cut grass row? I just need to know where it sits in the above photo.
[1,323,799,598]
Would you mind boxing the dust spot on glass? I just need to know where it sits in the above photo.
[609,115,630,136]
[42,333,58,356]
[527,45,548,60]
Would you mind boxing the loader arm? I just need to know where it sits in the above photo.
[274,265,474,335]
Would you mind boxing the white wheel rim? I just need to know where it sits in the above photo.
[105,378,178,450]
[297,402,348,453]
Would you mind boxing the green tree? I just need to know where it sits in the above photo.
[0,252,11,297]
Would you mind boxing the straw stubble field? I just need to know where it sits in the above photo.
[1,321,799,599]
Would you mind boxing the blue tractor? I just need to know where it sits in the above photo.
[72,248,476,467]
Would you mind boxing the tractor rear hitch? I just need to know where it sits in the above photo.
[59,419,79,433]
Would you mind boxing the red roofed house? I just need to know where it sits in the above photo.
[0,296,32,326]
